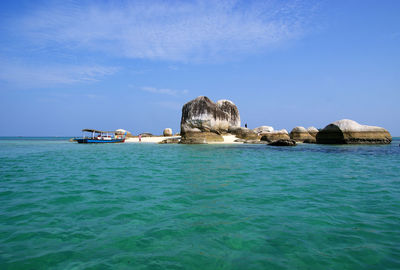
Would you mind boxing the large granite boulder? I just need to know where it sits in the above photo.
[180,132,224,144]
[180,96,241,143]
[181,96,239,134]
[307,127,319,138]
[260,129,290,142]
[290,126,315,142]
[316,119,392,144]
[163,128,173,136]
[268,139,297,146]
[228,127,258,140]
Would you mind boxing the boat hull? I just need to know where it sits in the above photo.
[75,138,125,144]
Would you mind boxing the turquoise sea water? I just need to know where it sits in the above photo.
[1,137,400,269]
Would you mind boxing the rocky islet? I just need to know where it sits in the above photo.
[113,96,392,146]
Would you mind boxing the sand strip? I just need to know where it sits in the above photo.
[125,135,242,144]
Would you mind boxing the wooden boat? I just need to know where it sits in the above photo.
[74,129,126,143]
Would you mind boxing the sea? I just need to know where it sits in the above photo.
[1,137,399,269]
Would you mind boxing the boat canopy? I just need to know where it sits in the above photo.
[82,129,117,134]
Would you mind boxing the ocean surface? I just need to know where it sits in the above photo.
[1,137,400,270]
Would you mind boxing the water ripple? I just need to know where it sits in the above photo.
[0,138,399,269]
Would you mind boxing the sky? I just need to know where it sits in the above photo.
[0,0,399,136]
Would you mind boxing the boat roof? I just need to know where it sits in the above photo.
[82,129,117,133]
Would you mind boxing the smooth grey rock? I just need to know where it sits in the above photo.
[316,119,392,144]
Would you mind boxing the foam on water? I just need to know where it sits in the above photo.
[1,138,400,269]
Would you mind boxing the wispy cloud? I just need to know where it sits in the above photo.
[0,60,118,88]
[13,0,313,62]
[140,86,188,96]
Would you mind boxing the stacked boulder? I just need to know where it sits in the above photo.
[289,126,316,143]
[316,119,392,144]
[180,96,241,144]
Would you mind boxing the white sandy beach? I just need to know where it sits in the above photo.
[208,135,242,144]
[125,135,242,144]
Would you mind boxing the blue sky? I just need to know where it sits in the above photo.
[0,0,399,136]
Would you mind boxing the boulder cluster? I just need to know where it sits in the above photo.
[175,96,392,145]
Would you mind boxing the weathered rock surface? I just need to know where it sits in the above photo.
[253,126,274,134]
[159,138,180,144]
[307,126,319,138]
[216,99,241,128]
[180,96,242,144]
[268,139,297,146]
[180,96,239,134]
[260,129,290,142]
[228,127,258,140]
[180,132,224,144]
[316,119,392,144]
[163,128,173,136]
[290,126,315,142]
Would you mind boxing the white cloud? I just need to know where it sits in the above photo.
[140,86,188,96]
[0,60,118,88]
[14,0,313,62]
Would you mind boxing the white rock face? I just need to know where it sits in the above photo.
[216,99,241,128]
[325,119,385,132]
[253,126,274,133]
[307,126,319,138]
[317,119,392,144]
[307,127,319,133]
[275,129,289,134]
[163,128,173,136]
[291,126,308,133]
